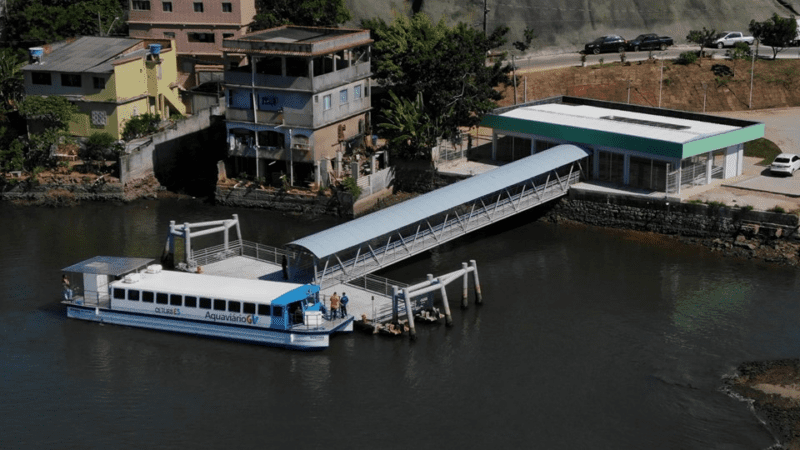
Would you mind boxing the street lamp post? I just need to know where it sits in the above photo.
[749,39,758,109]
[702,82,707,112]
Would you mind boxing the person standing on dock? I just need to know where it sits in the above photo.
[340,292,349,317]
[330,292,340,319]
[281,255,289,280]
[62,274,72,300]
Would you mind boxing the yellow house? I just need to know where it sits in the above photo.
[22,36,186,140]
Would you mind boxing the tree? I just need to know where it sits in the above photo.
[250,0,351,31]
[17,96,78,169]
[686,27,716,55]
[82,132,122,173]
[4,0,124,44]
[379,91,442,161]
[513,27,536,53]
[0,49,25,113]
[365,13,511,156]
[750,14,798,60]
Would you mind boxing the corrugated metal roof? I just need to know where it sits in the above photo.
[288,145,590,259]
[62,256,154,276]
[22,36,142,74]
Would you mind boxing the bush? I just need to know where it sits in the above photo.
[730,42,752,60]
[340,176,361,199]
[122,113,161,140]
[769,206,786,213]
[676,51,698,65]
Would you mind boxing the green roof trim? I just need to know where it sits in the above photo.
[480,114,765,160]
[480,114,684,158]
[683,123,765,157]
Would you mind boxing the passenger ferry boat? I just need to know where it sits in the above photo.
[61,256,353,350]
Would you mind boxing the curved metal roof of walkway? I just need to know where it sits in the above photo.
[287,144,590,260]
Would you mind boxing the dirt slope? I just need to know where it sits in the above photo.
[344,0,797,54]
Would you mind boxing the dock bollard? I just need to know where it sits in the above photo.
[461,262,469,309]
[402,288,416,340]
[470,260,482,305]
[440,285,453,327]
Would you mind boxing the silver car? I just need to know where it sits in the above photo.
[770,153,800,175]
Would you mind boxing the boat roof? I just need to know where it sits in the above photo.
[62,256,154,276]
[110,269,318,306]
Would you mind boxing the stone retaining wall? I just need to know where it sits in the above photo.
[0,182,125,205]
[215,185,349,216]
[547,188,800,239]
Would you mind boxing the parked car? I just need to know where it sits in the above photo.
[770,153,800,175]
[627,34,673,51]
[708,31,755,49]
[584,35,627,54]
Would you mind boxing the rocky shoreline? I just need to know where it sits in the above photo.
[726,360,800,450]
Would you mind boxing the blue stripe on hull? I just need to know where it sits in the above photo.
[67,306,332,350]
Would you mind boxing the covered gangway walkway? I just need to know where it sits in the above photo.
[286,145,591,289]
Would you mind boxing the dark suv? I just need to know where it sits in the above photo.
[584,35,627,54]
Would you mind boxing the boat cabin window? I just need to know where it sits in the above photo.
[228,301,241,313]
[170,294,182,306]
[113,288,126,300]
[142,291,154,303]
[129,290,140,301]
[213,299,226,311]
[199,297,211,309]
[156,293,168,304]
[185,296,197,308]
[243,302,256,314]
[272,305,283,317]
[258,304,270,316]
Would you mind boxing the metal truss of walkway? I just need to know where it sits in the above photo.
[286,145,591,289]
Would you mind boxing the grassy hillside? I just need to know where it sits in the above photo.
[344,0,797,54]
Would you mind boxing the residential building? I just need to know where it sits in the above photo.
[480,96,765,194]
[128,0,256,85]
[22,36,186,140]
[222,26,373,187]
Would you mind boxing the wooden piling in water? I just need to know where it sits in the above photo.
[402,288,416,340]
[440,284,453,327]
[461,262,469,309]
[470,260,482,305]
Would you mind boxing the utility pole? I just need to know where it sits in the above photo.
[483,0,489,37]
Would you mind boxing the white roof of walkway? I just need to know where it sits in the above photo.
[287,144,591,260]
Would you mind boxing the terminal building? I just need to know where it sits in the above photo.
[480,96,765,194]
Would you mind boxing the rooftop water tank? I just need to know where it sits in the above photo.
[29,47,44,64]
[148,44,162,55]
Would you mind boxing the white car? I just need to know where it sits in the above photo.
[709,31,755,48]
[770,153,800,175]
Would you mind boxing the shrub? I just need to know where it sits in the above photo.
[122,113,161,140]
[340,176,361,199]
[741,205,754,211]
[769,206,786,213]
[676,51,698,65]
[730,42,752,60]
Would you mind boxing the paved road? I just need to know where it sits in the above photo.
[510,45,800,72]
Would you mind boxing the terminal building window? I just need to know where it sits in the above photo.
[629,156,667,191]
[597,151,624,184]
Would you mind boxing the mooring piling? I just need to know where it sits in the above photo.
[440,284,453,327]
[391,285,399,324]
[427,273,435,309]
[470,260,482,305]
[401,288,416,340]
[461,262,469,309]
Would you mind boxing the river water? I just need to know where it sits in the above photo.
[2,198,797,449]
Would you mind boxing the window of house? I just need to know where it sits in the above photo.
[188,32,214,43]
[323,94,331,111]
[91,111,107,127]
[132,0,151,10]
[193,2,204,12]
[222,2,232,12]
[164,32,176,39]
[31,72,51,85]
[162,1,172,11]
[353,85,361,100]
[93,77,105,89]
[340,89,348,104]
[61,74,81,87]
